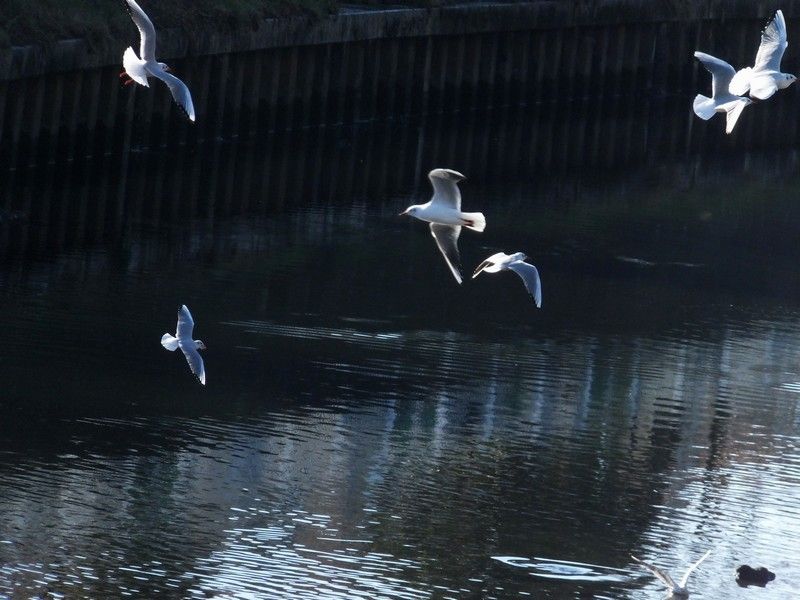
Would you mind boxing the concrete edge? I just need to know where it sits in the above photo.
[2,0,798,81]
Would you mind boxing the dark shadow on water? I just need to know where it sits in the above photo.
[0,104,800,599]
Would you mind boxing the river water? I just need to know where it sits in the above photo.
[0,104,799,599]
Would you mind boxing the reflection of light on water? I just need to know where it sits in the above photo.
[776,382,800,393]
[492,556,631,583]
[187,510,428,600]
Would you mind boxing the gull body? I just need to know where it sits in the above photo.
[692,52,752,133]
[472,252,542,308]
[161,304,206,385]
[631,550,711,598]
[729,10,796,100]
[400,168,486,284]
[121,0,196,121]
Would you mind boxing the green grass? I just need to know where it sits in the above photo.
[0,0,339,48]
[0,0,481,48]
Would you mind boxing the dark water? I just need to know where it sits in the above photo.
[1,103,800,599]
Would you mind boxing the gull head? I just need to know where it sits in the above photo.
[158,62,171,73]
[428,168,466,182]
[195,340,207,351]
[399,205,421,217]
[510,252,527,262]
[780,73,797,89]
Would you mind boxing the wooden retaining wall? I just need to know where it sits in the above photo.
[2,0,800,168]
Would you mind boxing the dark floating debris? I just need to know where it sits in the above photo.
[736,565,775,587]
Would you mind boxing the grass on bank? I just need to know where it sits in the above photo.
[0,0,449,48]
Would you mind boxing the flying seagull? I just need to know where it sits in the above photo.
[472,252,542,308]
[120,0,196,121]
[631,550,711,597]
[161,305,206,385]
[692,51,752,133]
[729,10,796,100]
[399,168,486,284]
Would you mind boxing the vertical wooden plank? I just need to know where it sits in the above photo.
[283,46,300,129]
[316,44,333,127]
[350,40,367,123]
[244,51,263,136]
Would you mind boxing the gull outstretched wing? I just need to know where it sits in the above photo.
[754,10,788,71]
[508,261,542,308]
[679,550,711,587]
[125,0,157,62]
[147,67,196,122]
[430,223,463,284]
[631,555,678,590]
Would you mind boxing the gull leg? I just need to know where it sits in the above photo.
[119,70,136,86]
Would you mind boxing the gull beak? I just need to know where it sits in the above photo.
[398,210,408,216]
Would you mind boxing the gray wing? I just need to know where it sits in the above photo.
[429,178,461,210]
[693,52,736,97]
[430,224,463,284]
[508,261,542,308]
[679,550,711,587]
[472,252,508,278]
[631,555,677,590]
[472,259,493,279]
[125,0,157,62]
[146,67,196,122]
[180,343,206,385]
[176,305,195,340]
[754,10,788,71]
[724,98,750,133]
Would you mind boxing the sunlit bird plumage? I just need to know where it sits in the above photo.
[472,251,542,308]
[121,0,196,121]
[729,10,796,100]
[161,304,207,385]
[399,168,486,284]
[692,51,752,134]
[631,550,711,597]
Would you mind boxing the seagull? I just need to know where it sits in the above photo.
[631,550,711,597]
[472,252,542,308]
[729,10,796,100]
[692,52,752,133]
[120,0,196,121]
[399,168,486,284]
[161,305,206,385]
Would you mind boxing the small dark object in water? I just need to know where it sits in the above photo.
[736,565,775,587]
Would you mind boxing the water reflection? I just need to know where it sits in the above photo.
[0,114,799,598]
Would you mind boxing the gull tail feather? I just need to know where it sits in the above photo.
[692,94,716,120]
[123,46,150,87]
[161,333,179,351]
[729,67,752,96]
[462,212,486,232]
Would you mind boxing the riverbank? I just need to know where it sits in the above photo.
[0,0,338,48]
[3,0,800,168]
[1,0,470,49]
[3,0,799,82]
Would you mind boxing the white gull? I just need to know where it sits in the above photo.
[121,0,196,121]
[692,52,751,133]
[400,168,486,284]
[472,252,542,308]
[729,10,796,100]
[161,305,207,385]
[631,550,711,597]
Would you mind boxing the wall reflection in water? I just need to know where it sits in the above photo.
[0,109,799,598]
